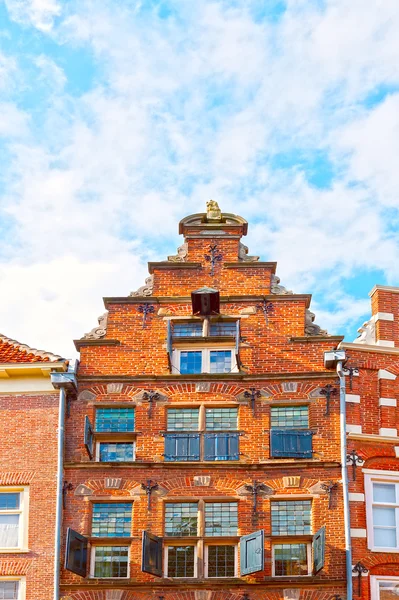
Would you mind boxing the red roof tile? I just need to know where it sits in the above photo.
[0,334,64,364]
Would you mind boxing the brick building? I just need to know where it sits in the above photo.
[0,334,68,600]
[61,202,348,600]
[340,285,399,600]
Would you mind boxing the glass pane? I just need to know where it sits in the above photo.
[374,527,397,547]
[0,581,19,599]
[207,545,235,577]
[173,323,203,337]
[0,515,19,547]
[180,351,202,374]
[165,503,198,536]
[167,409,199,431]
[210,351,231,374]
[274,544,308,576]
[205,503,238,536]
[95,408,134,432]
[374,483,396,504]
[206,408,238,430]
[0,494,19,510]
[373,507,396,527]
[210,322,236,336]
[92,503,132,537]
[271,500,312,535]
[379,580,399,600]
[271,406,308,429]
[99,443,134,462]
[167,546,195,577]
[94,546,129,578]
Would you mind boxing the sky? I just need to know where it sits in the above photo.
[0,0,399,359]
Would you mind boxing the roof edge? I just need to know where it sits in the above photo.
[0,333,66,363]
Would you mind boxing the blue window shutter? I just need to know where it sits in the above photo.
[235,320,240,367]
[229,433,239,460]
[204,433,239,460]
[240,529,264,575]
[166,320,173,370]
[142,531,163,576]
[313,526,326,573]
[65,528,88,577]
[164,434,200,461]
[84,415,94,459]
[270,430,313,458]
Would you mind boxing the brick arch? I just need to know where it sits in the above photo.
[366,553,399,570]
[362,456,398,469]
[264,476,322,493]
[0,559,33,576]
[160,475,246,495]
[81,478,142,495]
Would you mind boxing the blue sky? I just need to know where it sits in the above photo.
[0,0,399,358]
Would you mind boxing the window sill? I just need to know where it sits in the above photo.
[0,548,30,553]
[89,537,134,543]
[368,547,399,553]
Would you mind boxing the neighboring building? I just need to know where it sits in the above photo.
[61,202,347,600]
[0,334,68,600]
[340,286,399,600]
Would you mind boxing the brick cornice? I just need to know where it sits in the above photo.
[78,372,336,383]
[340,342,399,354]
[64,459,341,469]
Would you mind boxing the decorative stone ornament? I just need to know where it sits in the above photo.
[206,199,222,221]
[281,382,298,393]
[82,312,108,339]
[283,476,301,488]
[74,484,93,496]
[238,242,259,262]
[194,476,211,486]
[168,242,188,262]
[305,309,328,336]
[270,274,292,294]
[129,275,154,297]
[78,390,97,401]
[107,383,123,394]
[196,382,211,392]
[105,477,122,489]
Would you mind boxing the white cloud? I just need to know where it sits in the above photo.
[4,0,62,32]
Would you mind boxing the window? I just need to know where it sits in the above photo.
[171,320,237,338]
[91,503,132,537]
[163,501,238,578]
[271,501,312,536]
[0,489,28,551]
[0,579,25,600]
[95,408,134,432]
[91,546,129,578]
[173,323,203,337]
[371,576,399,600]
[173,349,237,375]
[164,407,240,462]
[98,442,134,462]
[209,322,236,336]
[273,543,311,576]
[365,471,399,551]
[270,406,313,459]
[85,408,136,462]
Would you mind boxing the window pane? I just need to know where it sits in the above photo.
[94,546,129,578]
[92,503,132,537]
[95,408,134,432]
[206,408,238,430]
[180,351,202,374]
[0,515,19,547]
[270,406,309,428]
[373,483,396,504]
[173,323,203,337]
[0,494,19,510]
[271,500,312,536]
[167,409,199,431]
[99,443,134,462]
[210,351,232,374]
[165,503,198,537]
[210,322,236,336]
[373,507,396,527]
[167,546,195,577]
[0,581,19,599]
[207,546,235,577]
[274,543,308,576]
[374,527,397,547]
[379,580,399,600]
[205,503,237,536]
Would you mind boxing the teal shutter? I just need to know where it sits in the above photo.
[270,429,313,458]
[235,320,241,367]
[313,526,326,573]
[65,528,88,577]
[240,529,264,575]
[166,320,173,370]
[84,416,94,459]
[142,531,163,576]
[164,434,200,461]
[204,433,239,460]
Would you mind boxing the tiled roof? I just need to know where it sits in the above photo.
[0,334,64,363]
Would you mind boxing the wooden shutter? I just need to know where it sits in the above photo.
[166,320,173,371]
[65,528,88,577]
[142,531,163,576]
[313,526,326,573]
[204,433,239,460]
[270,429,313,458]
[164,433,200,461]
[84,415,94,459]
[235,320,241,368]
[240,529,264,575]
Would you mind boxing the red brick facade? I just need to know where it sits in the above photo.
[61,207,347,599]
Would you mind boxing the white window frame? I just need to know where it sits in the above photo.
[0,488,29,553]
[90,545,130,578]
[271,542,312,577]
[371,575,399,599]
[0,577,26,599]
[365,471,399,552]
[172,348,237,375]
[164,544,198,578]
[95,441,136,463]
[204,544,238,578]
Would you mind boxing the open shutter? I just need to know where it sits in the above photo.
[166,320,173,371]
[235,320,241,368]
[84,415,94,459]
[142,531,163,576]
[65,528,88,577]
[240,529,264,576]
[313,526,326,573]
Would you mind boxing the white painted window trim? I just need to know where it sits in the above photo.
[204,543,238,578]
[0,576,26,600]
[164,544,198,578]
[365,472,399,552]
[90,545,130,578]
[172,348,238,375]
[371,575,399,600]
[0,487,29,553]
[95,441,136,462]
[271,542,312,577]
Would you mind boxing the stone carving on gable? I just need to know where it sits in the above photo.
[168,242,188,262]
[305,309,328,336]
[270,274,293,294]
[354,319,376,344]
[82,312,108,340]
[238,242,259,262]
[129,275,154,297]
[206,199,222,221]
